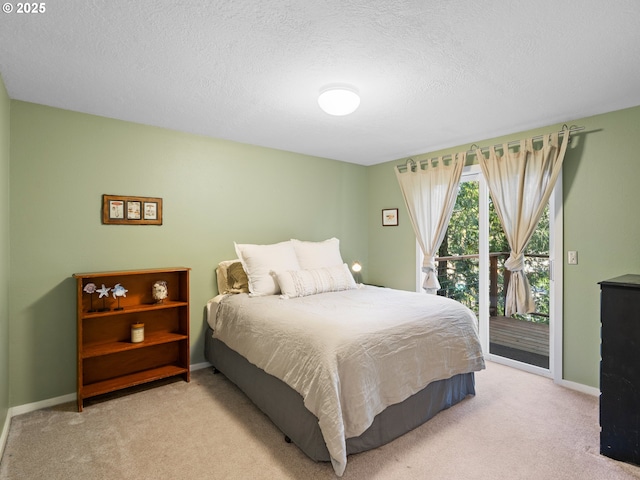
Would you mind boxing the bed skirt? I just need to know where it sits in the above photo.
[204,326,475,462]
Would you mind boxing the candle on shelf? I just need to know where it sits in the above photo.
[131,323,144,343]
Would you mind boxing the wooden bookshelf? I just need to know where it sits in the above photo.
[74,267,190,411]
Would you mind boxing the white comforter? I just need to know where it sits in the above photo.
[209,286,485,476]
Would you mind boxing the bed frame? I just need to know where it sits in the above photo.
[204,327,476,462]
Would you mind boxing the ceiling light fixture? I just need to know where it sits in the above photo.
[318,87,360,116]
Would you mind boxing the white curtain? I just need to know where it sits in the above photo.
[395,154,465,294]
[476,132,570,316]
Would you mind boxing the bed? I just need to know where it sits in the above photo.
[205,239,485,476]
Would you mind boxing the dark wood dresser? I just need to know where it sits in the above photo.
[599,274,640,465]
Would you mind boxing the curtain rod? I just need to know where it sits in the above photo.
[467,124,584,153]
[399,124,585,169]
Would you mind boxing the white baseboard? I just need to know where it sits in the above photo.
[10,392,76,417]
[190,361,212,371]
[9,361,213,418]
[557,378,600,397]
[0,408,10,461]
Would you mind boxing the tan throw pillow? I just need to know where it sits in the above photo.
[227,261,249,292]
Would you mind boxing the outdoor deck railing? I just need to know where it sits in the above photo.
[434,251,549,320]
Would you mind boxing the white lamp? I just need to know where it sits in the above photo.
[351,261,362,284]
[318,87,360,116]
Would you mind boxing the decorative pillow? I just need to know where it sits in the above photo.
[276,263,357,299]
[227,261,249,292]
[291,237,344,270]
[216,259,250,294]
[234,241,301,296]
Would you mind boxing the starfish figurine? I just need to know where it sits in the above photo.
[97,284,111,298]
[97,284,111,311]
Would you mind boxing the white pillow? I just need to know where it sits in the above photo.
[291,237,344,270]
[276,263,357,299]
[234,241,300,296]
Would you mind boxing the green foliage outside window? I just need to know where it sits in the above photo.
[437,181,549,324]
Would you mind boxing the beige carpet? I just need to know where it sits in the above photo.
[1,361,640,480]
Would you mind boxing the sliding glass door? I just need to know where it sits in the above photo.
[421,165,562,378]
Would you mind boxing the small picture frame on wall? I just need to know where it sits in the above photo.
[108,199,125,220]
[127,201,141,220]
[382,208,399,226]
[143,201,158,220]
[102,195,163,225]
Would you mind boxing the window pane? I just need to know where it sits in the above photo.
[437,180,479,314]
[489,200,549,368]
[436,175,550,369]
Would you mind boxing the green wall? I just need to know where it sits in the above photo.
[367,106,640,388]
[7,96,640,405]
[9,101,368,406]
[562,107,640,386]
[0,75,10,431]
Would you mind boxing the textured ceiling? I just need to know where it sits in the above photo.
[1,0,639,166]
